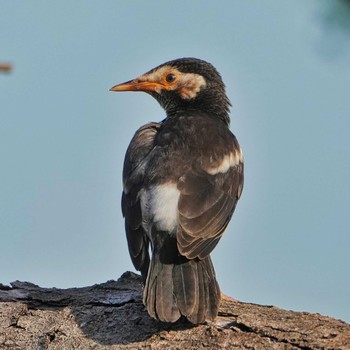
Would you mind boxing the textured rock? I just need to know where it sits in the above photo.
[0,272,349,349]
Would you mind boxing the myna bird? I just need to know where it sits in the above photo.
[110,57,244,324]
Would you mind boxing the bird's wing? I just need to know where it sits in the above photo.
[177,136,244,260]
[122,122,161,277]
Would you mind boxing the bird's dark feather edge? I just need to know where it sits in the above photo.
[122,122,161,278]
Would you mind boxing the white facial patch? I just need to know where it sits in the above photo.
[140,183,180,233]
[206,148,243,175]
[139,65,174,83]
[138,66,207,99]
[177,73,207,99]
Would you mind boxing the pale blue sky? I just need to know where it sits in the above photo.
[1,1,349,322]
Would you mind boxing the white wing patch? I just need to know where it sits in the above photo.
[140,183,180,233]
[206,148,243,175]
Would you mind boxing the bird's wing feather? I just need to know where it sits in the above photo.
[122,122,161,277]
[177,137,243,260]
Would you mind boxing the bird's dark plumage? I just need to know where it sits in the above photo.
[111,57,244,324]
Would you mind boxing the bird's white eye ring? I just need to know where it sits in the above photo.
[165,73,177,83]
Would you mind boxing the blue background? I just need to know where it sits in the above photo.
[1,1,349,322]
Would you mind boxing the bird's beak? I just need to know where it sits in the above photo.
[109,79,165,93]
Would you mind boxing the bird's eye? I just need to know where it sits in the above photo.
[165,73,177,83]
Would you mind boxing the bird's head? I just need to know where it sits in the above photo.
[110,57,231,124]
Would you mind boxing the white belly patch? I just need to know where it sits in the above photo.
[140,183,180,233]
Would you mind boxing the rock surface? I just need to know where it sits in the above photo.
[0,272,349,349]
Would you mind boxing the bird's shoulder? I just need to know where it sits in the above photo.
[123,121,161,185]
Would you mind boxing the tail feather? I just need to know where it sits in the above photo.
[156,264,181,322]
[144,259,181,322]
[144,254,221,324]
[205,256,221,321]
[186,259,205,324]
[173,261,198,316]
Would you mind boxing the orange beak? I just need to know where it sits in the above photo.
[109,79,166,93]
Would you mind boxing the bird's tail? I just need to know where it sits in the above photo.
[143,251,221,324]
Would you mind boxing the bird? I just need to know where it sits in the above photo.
[110,57,244,324]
